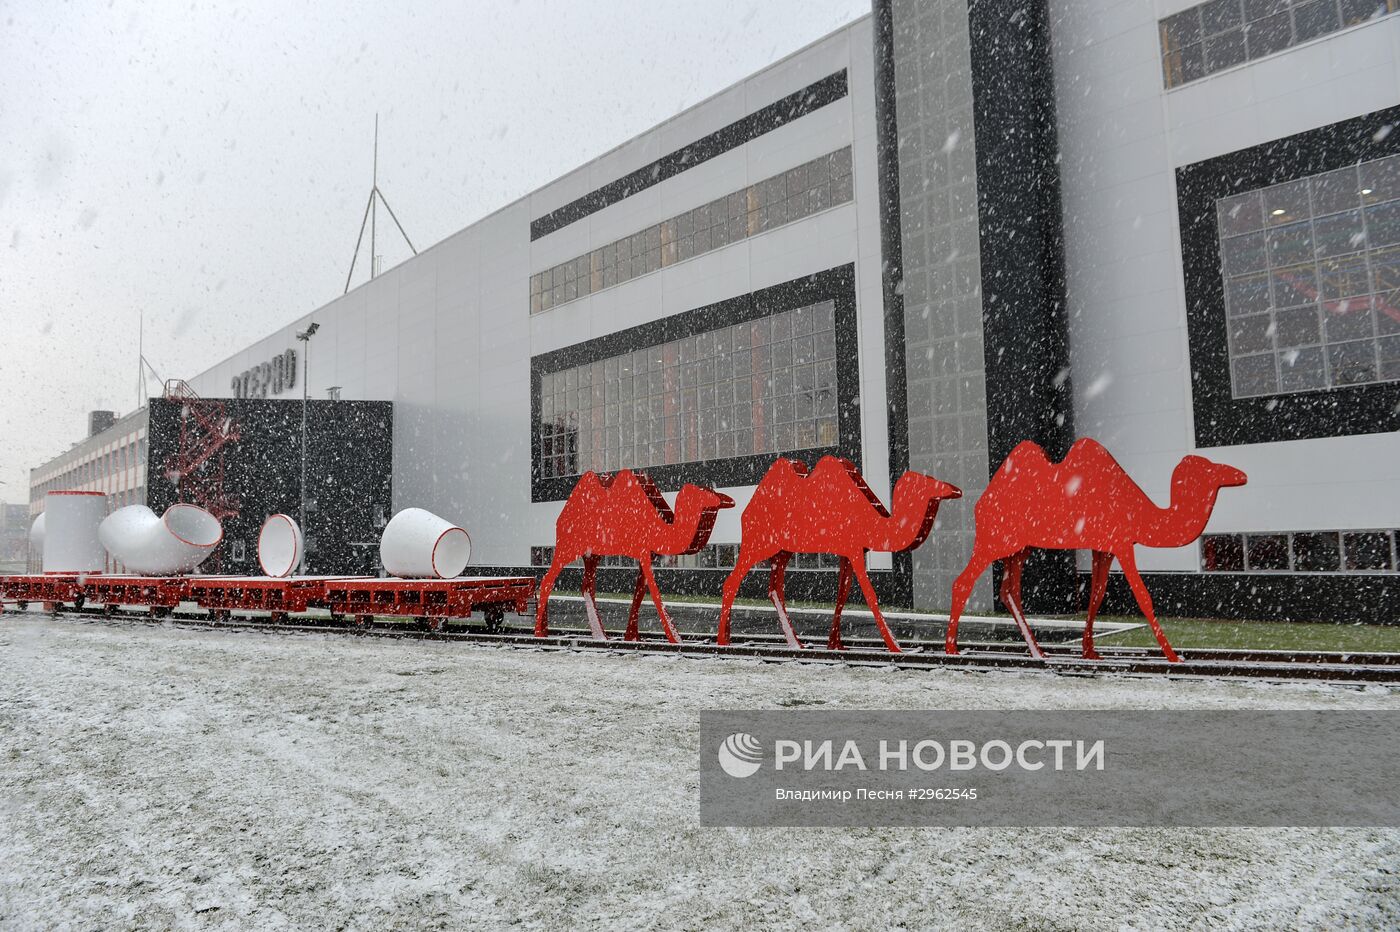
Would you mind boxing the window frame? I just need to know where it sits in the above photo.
[529,264,861,501]
[1176,105,1400,447]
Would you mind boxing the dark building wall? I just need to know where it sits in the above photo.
[147,398,392,575]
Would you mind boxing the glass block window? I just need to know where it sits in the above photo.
[530,148,853,314]
[1201,528,1398,571]
[536,300,839,478]
[1215,153,1400,398]
[1161,0,1400,89]
[529,543,842,571]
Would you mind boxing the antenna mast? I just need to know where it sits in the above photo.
[344,113,418,293]
[138,312,144,408]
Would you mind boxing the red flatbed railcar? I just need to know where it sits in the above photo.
[84,575,191,614]
[185,575,366,619]
[321,576,534,630]
[0,574,87,609]
[2,573,536,631]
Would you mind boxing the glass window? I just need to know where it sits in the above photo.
[1342,0,1390,25]
[1292,0,1340,42]
[1343,530,1393,570]
[1245,10,1294,60]
[1246,533,1290,570]
[1203,28,1247,71]
[1201,533,1245,571]
[535,300,841,476]
[1201,0,1243,34]
[1217,191,1263,236]
[530,149,853,313]
[1291,531,1341,571]
[1216,153,1400,396]
[1163,0,1400,87]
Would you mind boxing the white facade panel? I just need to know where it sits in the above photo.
[187,18,882,572]
[1052,1,1400,574]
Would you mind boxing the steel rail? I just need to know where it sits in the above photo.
[8,606,1399,686]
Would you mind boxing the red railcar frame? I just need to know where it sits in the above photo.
[321,576,533,628]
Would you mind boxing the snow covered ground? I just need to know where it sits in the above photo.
[1,615,1397,930]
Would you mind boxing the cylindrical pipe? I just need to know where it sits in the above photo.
[379,507,471,578]
[257,513,304,578]
[99,503,223,575]
[42,491,107,573]
[29,512,46,555]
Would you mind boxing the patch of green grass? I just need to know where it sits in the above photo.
[1095,617,1400,653]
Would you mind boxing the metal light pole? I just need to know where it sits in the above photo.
[296,322,319,571]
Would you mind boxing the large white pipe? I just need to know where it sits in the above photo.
[99,503,223,575]
[42,491,107,573]
[257,513,304,578]
[29,512,45,556]
[379,507,471,578]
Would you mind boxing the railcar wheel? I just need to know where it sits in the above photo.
[483,606,505,634]
[73,595,86,611]
[16,600,27,610]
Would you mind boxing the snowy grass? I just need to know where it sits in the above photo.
[1095,617,1400,653]
[1,616,1397,930]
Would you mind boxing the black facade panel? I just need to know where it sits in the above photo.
[966,0,1077,612]
[147,398,393,575]
[529,70,849,241]
[872,0,914,609]
[1082,571,1398,625]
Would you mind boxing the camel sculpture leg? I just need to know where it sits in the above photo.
[534,547,579,638]
[827,557,854,651]
[944,549,995,655]
[718,544,773,646]
[767,551,805,650]
[850,559,901,653]
[1082,550,1113,660]
[579,555,608,641]
[623,568,647,641]
[638,558,682,644]
[1116,549,1181,663]
[999,548,1045,660]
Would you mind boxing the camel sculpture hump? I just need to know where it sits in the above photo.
[742,456,893,550]
[812,455,892,518]
[556,470,675,556]
[975,438,1159,549]
[739,457,809,534]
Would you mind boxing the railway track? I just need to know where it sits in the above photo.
[7,604,1399,686]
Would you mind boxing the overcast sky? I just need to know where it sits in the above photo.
[0,0,869,502]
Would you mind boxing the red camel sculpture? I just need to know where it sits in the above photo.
[535,470,733,642]
[717,456,961,653]
[944,439,1247,663]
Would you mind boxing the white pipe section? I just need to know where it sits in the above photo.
[379,507,471,578]
[29,512,45,557]
[42,491,107,573]
[257,513,304,578]
[99,503,223,575]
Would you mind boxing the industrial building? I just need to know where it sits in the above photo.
[30,1,1400,621]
